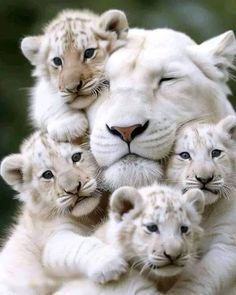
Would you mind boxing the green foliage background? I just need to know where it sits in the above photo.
[0,0,235,237]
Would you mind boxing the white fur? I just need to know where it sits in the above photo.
[166,116,236,295]
[87,29,236,191]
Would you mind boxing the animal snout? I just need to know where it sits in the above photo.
[106,120,149,143]
[64,181,82,195]
[163,250,182,262]
[63,80,83,93]
[195,175,214,185]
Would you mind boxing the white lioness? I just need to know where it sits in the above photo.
[21,9,128,141]
[0,132,127,295]
[55,184,205,295]
[165,115,236,295]
[87,29,236,191]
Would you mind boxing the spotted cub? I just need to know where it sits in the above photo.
[166,115,236,295]
[21,9,128,141]
[55,184,205,295]
[0,132,127,295]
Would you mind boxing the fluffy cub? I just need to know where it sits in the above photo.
[55,183,205,295]
[0,132,127,295]
[21,9,128,141]
[166,115,236,295]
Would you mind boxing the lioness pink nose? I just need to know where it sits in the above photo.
[107,121,149,143]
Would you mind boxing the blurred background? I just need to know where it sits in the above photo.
[0,0,236,237]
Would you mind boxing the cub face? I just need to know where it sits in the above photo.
[166,115,236,205]
[109,184,204,278]
[0,132,99,217]
[21,9,128,109]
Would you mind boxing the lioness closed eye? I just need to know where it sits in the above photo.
[0,132,127,295]
[54,184,205,295]
[21,9,128,142]
[166,115,236,295]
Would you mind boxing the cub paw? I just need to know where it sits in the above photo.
[88,248,128,284]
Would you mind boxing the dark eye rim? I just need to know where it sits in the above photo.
[72,152,82,163]
[42,170,54,179]
[52,57,62,66]
[179,152,191,160]
[84,48,96,59]
[180,225,189,234]
[146,223,159,233]
[211,149,222,158]
[159,77,176,84]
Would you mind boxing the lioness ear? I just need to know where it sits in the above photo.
[99,9,129,51]
[198,31,236,79]
[1,154,24,191]
[184,189,205,215]
[21,36,42,65]
[217,115,236,140]
[110,186,143,221]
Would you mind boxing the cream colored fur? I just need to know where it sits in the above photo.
[21,9,128,141]
[54,184,205,295]
[87,29,236,191]
[0,132,127,295]
[166,116,236,295]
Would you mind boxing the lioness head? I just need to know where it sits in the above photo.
[0,132,99,217]
[108,184,204,279]
[21,9,128,109]
[166,115,236,205]
[88,29,236,191]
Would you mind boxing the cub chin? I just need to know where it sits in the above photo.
[0,132,127,295]
[54,183,205,295]
[21,9,128,142]
[165,115,236,295]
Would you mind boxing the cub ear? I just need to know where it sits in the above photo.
[184,189,205,215]
[198,31,236,79]
[217,115,236,140]
[99,9,129,51]
[1,154,24,191]
[21,36,42,65]
[110,186,143,221]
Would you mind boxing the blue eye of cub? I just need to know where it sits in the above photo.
[179,152,191,160]
[84,48,96,59]
[42,170,54,179]
[211,149,222,158]
[52,57,62,66]
[146,224,159,233]
[180,225,189,234]
[72,152,82,163]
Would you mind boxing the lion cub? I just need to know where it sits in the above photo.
[166,115,236,295]
[0,132,127,295]
[21,9,128,141]
[55,184,205,295]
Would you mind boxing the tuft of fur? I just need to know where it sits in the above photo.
[0,132,127,294]
[21,9,128,142]
[54,183,205,295]
[165,115,236,295]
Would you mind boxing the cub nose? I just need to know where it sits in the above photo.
[106,121,149,143]
[65,181,82,195]
[195,175,214,185]
[65,81,83,93]
[163,250,182,262]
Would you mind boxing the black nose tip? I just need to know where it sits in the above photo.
[195,175,214,185]
[106,120,149,143]
[76,81,83,92]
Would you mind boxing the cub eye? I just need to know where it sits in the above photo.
[42,170,54,179]
[52,57,62,66]
[180,225,189,234]
[211,149,222,158]
[179,152,191,160]
[72,152,82,163]
[159,77,175,84]
[84,48,96,59]
[146,224,159,233]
